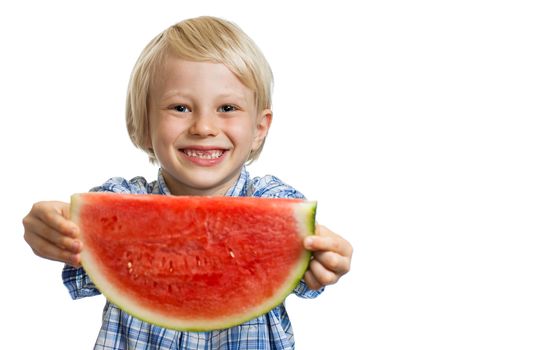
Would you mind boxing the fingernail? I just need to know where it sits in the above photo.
[71,240,81,252]
[305,237,314,247]
[70,254,81,267]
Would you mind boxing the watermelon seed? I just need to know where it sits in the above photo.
[127,261,133,274]
[169,260,174,273]
[229,249,236,258]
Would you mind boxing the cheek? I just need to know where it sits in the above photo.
[223,118,257,146]
[150,115,186,147]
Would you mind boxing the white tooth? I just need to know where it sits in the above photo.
[184,149,223,159]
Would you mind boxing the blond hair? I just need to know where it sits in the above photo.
[126,16,274,164]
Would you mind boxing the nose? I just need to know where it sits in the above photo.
[189,112,219,137]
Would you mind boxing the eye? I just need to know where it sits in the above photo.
[218,104,239,113]
[172,105,191,113]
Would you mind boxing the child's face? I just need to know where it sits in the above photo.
[147,56,271,196]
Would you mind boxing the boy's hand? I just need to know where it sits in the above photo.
[22,201,82,267]
[303,225,353,290]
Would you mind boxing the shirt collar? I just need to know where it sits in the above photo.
[225,166,250,197]
[157,166,251,197]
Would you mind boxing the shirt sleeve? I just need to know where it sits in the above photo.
[251,175,306,200]
[62,265,100,300]
[251,175,325,299]
[293,279,324,299]
[62,177,150,300]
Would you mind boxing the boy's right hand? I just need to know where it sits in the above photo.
[23,201,82,267]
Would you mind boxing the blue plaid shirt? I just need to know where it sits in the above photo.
[63,167,323,350]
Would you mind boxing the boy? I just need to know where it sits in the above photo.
[23,16,352,350]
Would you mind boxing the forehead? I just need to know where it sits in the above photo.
[151,56,253,101]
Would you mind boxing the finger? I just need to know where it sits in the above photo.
[304,234,352,257]
[313,250,351,276]
[309,225,353,255]
[24,229,81,266]
[33,201,78,238]
[308,258,339,287]
[303,270,323,290]
[23,214,81,254]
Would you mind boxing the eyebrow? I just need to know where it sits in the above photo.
[161,91,248,102]
[161,90,187,100]
[215,92,247,101]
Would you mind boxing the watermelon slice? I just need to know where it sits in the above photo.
[70,193,316,331]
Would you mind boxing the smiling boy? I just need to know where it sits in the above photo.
[147,59,271,196]
[23,16,352,350]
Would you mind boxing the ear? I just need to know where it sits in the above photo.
[252,109,272,150]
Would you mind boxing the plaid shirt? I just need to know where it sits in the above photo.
[63,167,323,350]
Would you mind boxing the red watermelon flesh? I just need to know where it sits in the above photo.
[71,193,316,331]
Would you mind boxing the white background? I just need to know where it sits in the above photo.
[1,0,542,349]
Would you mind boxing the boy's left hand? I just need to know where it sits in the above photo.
[303,225,353,290]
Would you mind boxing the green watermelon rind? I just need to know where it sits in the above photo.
[73,195,317,332]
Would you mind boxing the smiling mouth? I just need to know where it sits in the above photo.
[181,149,225,160]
